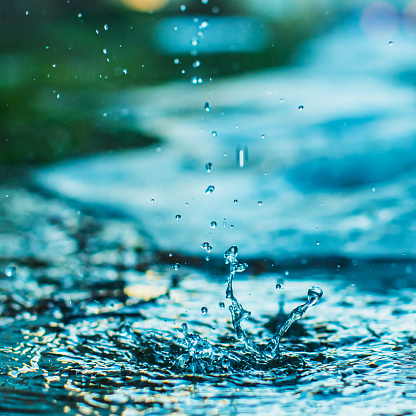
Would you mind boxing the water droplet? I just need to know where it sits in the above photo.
[280,98,284,103]
[205,185,215,194]
[307,286,323,306]
[104,23,108,30]
[205,256,210,261]
[210,221,217,228]
[205,162,212,172]
[221,356,230,368]
[204,102,211,112]
[174,58,180,64]
[261,134,265,139]
[103,49,107,54]
[212,131,217,137]
[175,214,181,221]
[191,77,198,84]
[201,242,212,252]
[372,187,376,192]
[284,270,289,276]
[201,0,208,4]
[78,13,82,18]
[172,263,180,270]
[150,198,155,202]
[316,241,320,246]
[258,201,263,206]
[169,253,173,257]
[276,283,283,290]
[199,20,209,29]
[193,60,201,68]
[5,265,16,278]
[233,199,238,204]
[191,39,198,46]
[298,105,304,111]
[219,302,225,309]
[201,306,208,314]
[389,41,394,46]
[180,4,186,11]
[123,68,128,74]
[26,11,29,15]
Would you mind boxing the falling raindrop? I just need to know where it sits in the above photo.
[104,23,108,30]
[389,41,394,46]
[150,198,155,202]
[219,302,225,309]
[175,215,181,221]
[201,307,208,314]
[258,201,263,206]
[193,60,201,68]
[5,265,16,278]
[298,105,304,111]
[261,134,265,139]
[199,20,209,29]
[210,221,217,228]
[172,263,180,270]
[205,162,212,172]
[212,131,217,137]
[205,185,215,194]
[316,241,320,246]
[234,199,238,204]
[204,102,211,112]
[276,283,283,290]
[180,4,186,11]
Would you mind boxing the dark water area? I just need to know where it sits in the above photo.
[2,0,416,415]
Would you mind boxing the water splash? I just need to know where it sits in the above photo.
[223,245,323,359]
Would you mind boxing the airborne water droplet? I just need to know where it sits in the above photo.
[212,131,217,137]
[219,302,225,309]
[204,102,211,112]
[258,201,263,206]
[5,265,16,278]
[205,185,215,194]
[298,105,304,111]
[205,162,212,172]
[210,221,217,228]
[193,60,201,68]
[172,263,180,270]
[275,283,283,290]
[316,241,320,246]
[175,214,181,221]
[307,286,323,306]
[201,306,208,314]
[234,199,238,204]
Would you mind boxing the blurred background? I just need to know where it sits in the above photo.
[2,0,416,259]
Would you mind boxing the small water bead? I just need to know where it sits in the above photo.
[5,265,16,278]
[212,131,217,137]
[275,283,283,290]
[389,40,394,46]
[180,4,186,11]
[219,302,225,309]
[205,162,212,172]
[150,198,155,202]
[193,60,201,68]
[316,241,320,246]
[234,199,238,204]
[199,20,209,29]
[175,215,181,221]
[307,286,323,306]
[201,0,208,4]
[205,256,210,261]
[204,102,211,112]
[298,105,304,111]
[102,49,107,54]
[174,58,180,64]
[210,221,217,228]
[201,307,208,314]
[172,263,181,270]
[221,356,230,368]
[261,134,265,139]
[205,185,215,194]
[201,242,212,252]
[258,201,263,206]
[104,23,108,30]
